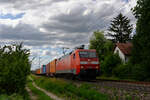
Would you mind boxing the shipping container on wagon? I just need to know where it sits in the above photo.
[36,68,40,74]
[40,67,42,73]
[46,62,50,76]
[41,66,43,73]
[42,65,46,74]
[50,59,57,75]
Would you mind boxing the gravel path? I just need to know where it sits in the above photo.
[29,77,64,100]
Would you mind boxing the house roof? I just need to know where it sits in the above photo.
[115,43,133,56]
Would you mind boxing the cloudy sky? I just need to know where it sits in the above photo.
[0,0,137,70]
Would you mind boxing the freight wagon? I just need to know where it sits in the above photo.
[46,59,57,77]
[35,65,46,75]
[50,59,57,76]
[41,65,46,74]
[35,68,40,75]
[46,62,50,76]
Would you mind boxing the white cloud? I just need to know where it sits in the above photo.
[0,0,137,70]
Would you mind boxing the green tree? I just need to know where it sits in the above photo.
[89,31,113,60]
[108,13,133,43]
[131,0,150,80]
[0,43,31,94]
[103,40,114,56]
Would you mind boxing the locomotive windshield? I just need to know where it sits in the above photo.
[79,51,97,58]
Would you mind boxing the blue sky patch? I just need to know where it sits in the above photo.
[0,12,25,20]
[122,0,129,3]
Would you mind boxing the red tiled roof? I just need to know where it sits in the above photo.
[116,43,133,56]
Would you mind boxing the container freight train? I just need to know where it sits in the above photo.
[35,49,100,79]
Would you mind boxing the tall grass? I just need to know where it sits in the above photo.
[0,90,30,100]
[31,75,109,100]
[0,94,24,100]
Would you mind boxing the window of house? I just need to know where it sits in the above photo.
[125,56,128,62]
[116,50,119,54]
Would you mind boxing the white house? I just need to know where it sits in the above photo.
[114,43,132,63]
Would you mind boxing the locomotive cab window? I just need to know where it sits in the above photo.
[79,51,97,58]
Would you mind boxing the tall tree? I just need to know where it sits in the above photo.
[89,31,113,60]
[131,0,150,80]
[0,43,31,94]
[108,13,133,43]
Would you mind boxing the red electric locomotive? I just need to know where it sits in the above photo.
[56,49,100,79]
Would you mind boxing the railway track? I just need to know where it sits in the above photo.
[66,78,150,100]
[96,79,150,85]
[60,78,150,93]
[94,79,150,93]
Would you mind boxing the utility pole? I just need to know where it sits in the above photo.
[39,57,41,69]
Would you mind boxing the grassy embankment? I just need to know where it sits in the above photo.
[31,74,109,100]
[27,77,53,100]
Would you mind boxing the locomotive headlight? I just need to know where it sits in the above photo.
[80,61,88,64]
[81,66,84,69]
[91,61,99,64]
[96,66,99,69]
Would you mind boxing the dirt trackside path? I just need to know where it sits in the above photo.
[26,87,38,100]
[29,77,64,100]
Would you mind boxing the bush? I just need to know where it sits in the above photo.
[101,53,122,76]
[131,64,149,81]
[113,63,133,79]
[0,43,31,94]
[113,62,150,81]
